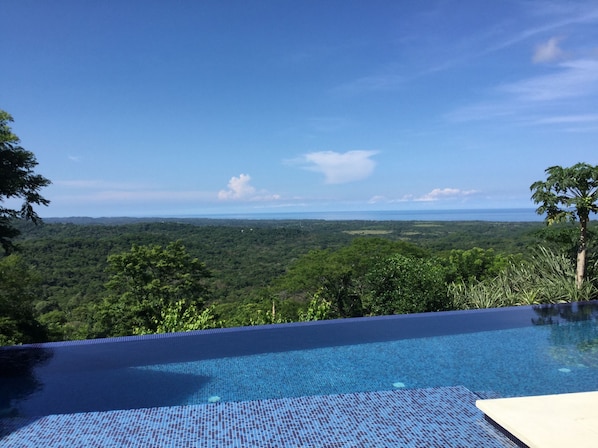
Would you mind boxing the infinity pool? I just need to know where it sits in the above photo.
[2,302,598,418]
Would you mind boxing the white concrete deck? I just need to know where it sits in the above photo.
[476,391,598,448]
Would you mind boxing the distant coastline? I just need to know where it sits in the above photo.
[46,208,543,223]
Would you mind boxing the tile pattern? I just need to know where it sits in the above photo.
[1,386,517,447]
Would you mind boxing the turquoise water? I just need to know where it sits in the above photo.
[136,321,598,404]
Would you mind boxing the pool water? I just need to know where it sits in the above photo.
[2,302,598,418]
[139,322,598,403]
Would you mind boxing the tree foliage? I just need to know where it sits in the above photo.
[93,241,213,337]
[298,292,334,321]
[531,163,598,287]
[0,110,50,253]
[134,301,218,335]
[443,247,512,283]
[0,254,47,345]
[274,238,428,318]
[5,218,572,343]
[449,246,597,309]
[364,254,448,315]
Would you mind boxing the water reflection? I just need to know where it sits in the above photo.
[531,302,598,325]
[0,346,53,417]
[533,302,598,368]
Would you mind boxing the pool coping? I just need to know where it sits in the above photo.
[476,391,598,448]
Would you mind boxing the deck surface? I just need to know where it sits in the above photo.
[477,391,598,448]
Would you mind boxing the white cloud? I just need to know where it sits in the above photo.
[297,150,378,184]
[218,174,280,201]
[54,176,281,206]
[533,37,565,63]
[218,174,256,200]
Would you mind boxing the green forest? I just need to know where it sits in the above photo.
[2,216,597,346]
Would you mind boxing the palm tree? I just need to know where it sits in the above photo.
[531,163,598,288]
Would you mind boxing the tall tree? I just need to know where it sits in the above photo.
[94,241,213,337]
[0,254,48,345]
[0,110,51,253]
[531,163,598,288]
[364,254,448,315]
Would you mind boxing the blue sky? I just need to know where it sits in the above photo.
[2,0,598,217]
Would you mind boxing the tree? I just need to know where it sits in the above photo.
[274,238,426,316]
[0,110,51,253]
[364,254,448,315]
[448,246,597,310]
[0,254,48,345]
[443,247,510,284]
[93,241,213,337]
[531,163,598,288]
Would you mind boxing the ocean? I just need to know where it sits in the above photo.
[199,208,543,222]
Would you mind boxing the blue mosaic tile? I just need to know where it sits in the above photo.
[1,386,517,447]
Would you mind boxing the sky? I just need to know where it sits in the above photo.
[2,0,598,217]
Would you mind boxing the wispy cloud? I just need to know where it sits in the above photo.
[447,57,598,123]
[530,114,598,124]
[55,180,150,190]
[414,188,479,202]
[218,174,280,201]
[332,74,404,95]
[499,59,598,101]
[84,190,214,202]
[53,179,214,203]
[486,3,598,54]
[369,188,479,204]
[292,150,378,184]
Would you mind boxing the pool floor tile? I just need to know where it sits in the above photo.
[1,386,517,447]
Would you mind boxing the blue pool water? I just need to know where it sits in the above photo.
[2,302,598,418]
